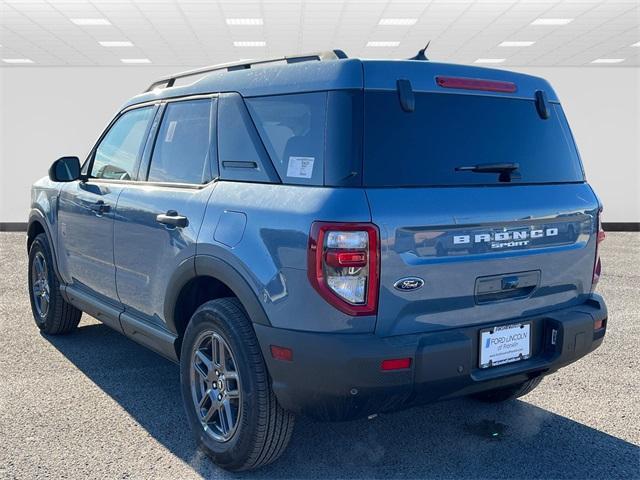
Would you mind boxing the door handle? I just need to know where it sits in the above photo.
[89,200,111,215]
[156,210,189,228]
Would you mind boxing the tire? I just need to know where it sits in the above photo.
[28,233,82,335]
[180,298,295,471]
[470,376,543,403]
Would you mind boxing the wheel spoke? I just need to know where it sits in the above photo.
[34,256,44,276]
[195,350,212,379]
[212,334,226,370]
[33,281,42,296]
[40,296,49,314]
[198,390,210,409]
[202,401,218,423]
[219,399,234,435]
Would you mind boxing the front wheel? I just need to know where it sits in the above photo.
[470,376,543,403]
[180,298,295,471]
[28,233,81,335]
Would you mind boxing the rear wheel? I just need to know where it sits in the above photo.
[28,233,81,335]
[180,298,295,471]
[470,376,543,403]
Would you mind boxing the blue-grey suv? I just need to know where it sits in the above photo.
[28,50,608,471]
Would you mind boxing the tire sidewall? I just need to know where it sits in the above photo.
[179,300,264,468]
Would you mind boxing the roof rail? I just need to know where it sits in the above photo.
[144,49,348,92]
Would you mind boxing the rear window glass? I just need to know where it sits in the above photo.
[364,92,584,187]
[148,99,214,184]
[246,92,327,185]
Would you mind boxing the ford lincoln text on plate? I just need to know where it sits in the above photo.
[27,49,607,471]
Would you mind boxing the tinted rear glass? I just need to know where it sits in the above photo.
[364,92,584,187]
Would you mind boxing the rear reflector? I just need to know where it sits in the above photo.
[594,319,606,330]
[436,76,517,93]
[270,345,293,362]
[381,358,412,371]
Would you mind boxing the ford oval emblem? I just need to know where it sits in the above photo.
[394,277,424,292]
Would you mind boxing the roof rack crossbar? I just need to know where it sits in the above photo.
[144,49,348,92]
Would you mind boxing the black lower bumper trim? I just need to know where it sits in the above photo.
[255,295,607,421]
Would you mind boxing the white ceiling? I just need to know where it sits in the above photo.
[1,0,639,67]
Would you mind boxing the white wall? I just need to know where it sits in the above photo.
[1,66,639,224]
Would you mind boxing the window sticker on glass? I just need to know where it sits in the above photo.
[164,120,178,143]
[287,156,314,179]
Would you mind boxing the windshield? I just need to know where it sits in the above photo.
[363,91,584,187]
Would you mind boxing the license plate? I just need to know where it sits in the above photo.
[479,322,531,369]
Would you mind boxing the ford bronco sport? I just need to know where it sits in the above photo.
[28,50,608,471]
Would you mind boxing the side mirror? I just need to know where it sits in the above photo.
[49,156,81,182]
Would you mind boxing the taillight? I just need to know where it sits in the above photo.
[308,222,379,316]
[592,209,605,289]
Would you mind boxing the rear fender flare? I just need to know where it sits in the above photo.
[162,255,271,336]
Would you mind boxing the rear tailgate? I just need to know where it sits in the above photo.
[367,184,599,336]
[362,61,599,337]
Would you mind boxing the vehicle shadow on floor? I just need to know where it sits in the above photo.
[46,322,639,480]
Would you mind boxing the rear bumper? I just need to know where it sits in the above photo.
[255,294,607,421]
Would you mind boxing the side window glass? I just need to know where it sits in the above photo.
[147,99,215,184]
[246,92,327,185]
[91,106,155,181]
[217,93,280,183]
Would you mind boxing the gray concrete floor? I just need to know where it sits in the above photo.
[0,232,638,479]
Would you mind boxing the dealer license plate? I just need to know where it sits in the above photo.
[479,322,531,369]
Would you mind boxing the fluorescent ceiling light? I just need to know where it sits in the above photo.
[531,18,573,26]
[631,41,640,47]
[591,58,625,64]
[367,41,400,47]
[71,18,111,26]
[226,18,263,26]
[99,41,133,47]
[378,18,417,26]
[3,58,34,64]
[474,58,505,64]
[499,41,535,47]
[121,58,151,64]
[234,41,266,47]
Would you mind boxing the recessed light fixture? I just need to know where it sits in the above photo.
[226,18,264,26]
[99,41,133,47]
[2,58,34,64]
[591,58,625,64]
[121,58,151,64]
[367,41,400,47]
[233,41,266,47]
[631,41,640,47]
[499,41,535,47]
[378,18,417,26]
[71,18,111,26]
[474,58,506,64]
[531,18,573,26]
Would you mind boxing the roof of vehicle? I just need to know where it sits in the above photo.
[122,53,559,109]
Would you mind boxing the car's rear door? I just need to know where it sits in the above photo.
[57,105,157,314]
[113,96,217,336]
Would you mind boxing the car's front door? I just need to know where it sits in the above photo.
[57,105,157,306]
[113,97,217,331]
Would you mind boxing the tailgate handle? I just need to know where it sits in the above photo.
[475,271,540,304]
[501,276,520,290]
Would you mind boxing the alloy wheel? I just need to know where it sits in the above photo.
[190,330,242,442]
[31,251,50,319]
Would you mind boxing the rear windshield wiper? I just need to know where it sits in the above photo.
[455,162,520,182]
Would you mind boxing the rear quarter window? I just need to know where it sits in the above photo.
[364,91,584,187]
